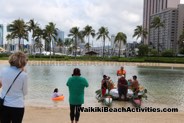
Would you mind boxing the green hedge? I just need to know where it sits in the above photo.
[144,57,184,63]
[0,54,184,63]
[0,53,10,57]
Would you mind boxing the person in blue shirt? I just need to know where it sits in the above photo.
[0,51,28,123]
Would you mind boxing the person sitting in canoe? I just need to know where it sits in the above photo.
[108,78,115,90]
[117,66,126,78]
[52,88,63,98]
[117,75,128,101]
[131,75,139,96]
[101,75,108,97]
[106,76,115,93]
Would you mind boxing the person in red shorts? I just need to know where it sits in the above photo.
[101,75,108,97]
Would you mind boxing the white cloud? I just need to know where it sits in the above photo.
[0,0,183,45]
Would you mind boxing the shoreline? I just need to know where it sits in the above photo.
[0,60,184,68]
[24,106,184,123]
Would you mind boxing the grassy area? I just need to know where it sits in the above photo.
[0,54,184,63]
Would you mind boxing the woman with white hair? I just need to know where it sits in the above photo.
[0,51,28,123]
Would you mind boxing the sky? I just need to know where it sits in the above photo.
[0,0,184,46]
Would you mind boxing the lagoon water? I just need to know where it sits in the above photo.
[1,63,184,110]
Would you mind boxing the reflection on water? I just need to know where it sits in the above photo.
[1,64,184,110]
[137,67,184,110]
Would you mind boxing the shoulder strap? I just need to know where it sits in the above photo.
[3,71,22,99]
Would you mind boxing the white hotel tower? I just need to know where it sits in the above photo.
[143,0,180,44]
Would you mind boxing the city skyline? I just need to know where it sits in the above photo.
[0,0,184,47]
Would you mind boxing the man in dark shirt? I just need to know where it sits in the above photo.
[117,75,128,101]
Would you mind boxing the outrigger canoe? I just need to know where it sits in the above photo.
[109,88,147,107]
[109,88,147,99]
[95,86,147,107]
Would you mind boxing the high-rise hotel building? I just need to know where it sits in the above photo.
[149,8,178,52]
[143,0,180,44]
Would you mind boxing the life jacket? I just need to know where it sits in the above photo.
[117,70,126,76]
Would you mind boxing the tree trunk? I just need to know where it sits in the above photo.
[50,39,51,59]
[88,36,90,52]
[39,47,42,58]
[18,38,21,51]
[33,44,35,58]
[23,40,24,52]
[158,28,160,55]
[33,38,36,53]
[52,40,55,56]
[108,45,110,57]
[103,39,105,58]
[141,34,143,45]
[119,41,121,58]
[75,37,77,58]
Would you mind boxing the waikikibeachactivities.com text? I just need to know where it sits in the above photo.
[78,107,178,113]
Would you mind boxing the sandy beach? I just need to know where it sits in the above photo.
[24,106,184,123]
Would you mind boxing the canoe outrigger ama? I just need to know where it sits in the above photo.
[95,80,147,107]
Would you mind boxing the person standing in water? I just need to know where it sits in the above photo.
[101,75,108,97]
[117,75,128,101]
[117,66,126,78]
[131,75,139,96]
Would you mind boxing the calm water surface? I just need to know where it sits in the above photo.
[1,64,184,110]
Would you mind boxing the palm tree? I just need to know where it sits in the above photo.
[6,34,13,51]
[178,29,184,52]
[35,42,43,57]
[68,46,74,55]
[34,26,43,56]
[64,38,73,55]
[43,22,57,58]
[8,19,28,51]
[96,26,110,57]
[85,43,91,52]
[115,32,127,57]
[83,25,95,52]
[27,19,39,53]
[150,16,164,54]
[57,38,63,53]
[68,27,83,58]
[133,25,148,43]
